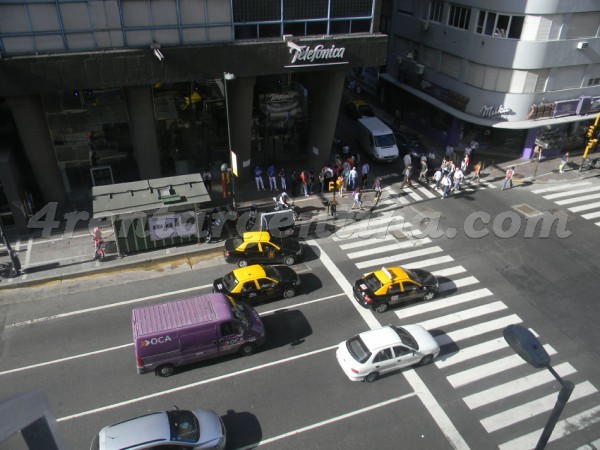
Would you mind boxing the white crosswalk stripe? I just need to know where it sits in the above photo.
[329,210,599,448]
[531,180,600,226]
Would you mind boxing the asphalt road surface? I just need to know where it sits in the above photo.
[1,173,599,450]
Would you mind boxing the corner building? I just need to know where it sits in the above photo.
[0,0,387,231]
[380,0,600,158]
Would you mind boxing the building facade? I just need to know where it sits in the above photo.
[380,0,600,159]
[0,0,387,231]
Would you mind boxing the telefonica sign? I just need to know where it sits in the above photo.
[285,44,348,68]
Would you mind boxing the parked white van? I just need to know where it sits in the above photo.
[357,117,399,163]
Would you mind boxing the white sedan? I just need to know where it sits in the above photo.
[336,324,440,382]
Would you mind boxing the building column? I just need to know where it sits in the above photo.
[522,128,540,159]
[124,85,161,180]
[0,146,28,232]
[5,95,68,208]
[302,69,347,168]
[228,76,255,183]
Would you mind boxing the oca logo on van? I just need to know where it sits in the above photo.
[141,335,172,347]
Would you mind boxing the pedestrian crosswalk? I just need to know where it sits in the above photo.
[330,215,600,449]
[532,181,600,227]
[366,175,497,212]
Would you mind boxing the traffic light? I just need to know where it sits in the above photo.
[586,125,595,138]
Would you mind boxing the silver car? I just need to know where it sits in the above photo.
[91,408,226,450]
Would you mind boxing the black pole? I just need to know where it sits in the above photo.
[534,367,575,450]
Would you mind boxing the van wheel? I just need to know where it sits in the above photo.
[156,364,175,377]
[283,256,295,266]
[237,260,249,268]
[420,355,434,366]
[365,372,379,383]
[375,303,388,313]
[283,289,296,299]
[239,343,256,356]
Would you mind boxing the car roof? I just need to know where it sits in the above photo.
[243,231,272,242]
[359,326,401,351]
[232,264,267,281]
[100,411,170,450]
[372,266,411,284]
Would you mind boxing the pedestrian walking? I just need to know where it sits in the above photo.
[419,158,428,182]
[441,174,452,198]
[401,165,413,188]
[531,144,541,162]
[433,169,442,189]
[267,164,278,191]
[202,169,212,191]
[403,153,411,170]
[460,156,469,175]
[254,165,265,191]
[351,188,364,210]
[299,170,308,196]
[472,161,482,182]
[279,167,287,190]
[348,167,358,191]
[441,158,450,176]
[361,162,369,189]
[308,168,316,194]
[451,168,464,191]
[338,174,345,197]
[502,166,515,190]
[464,145,472,158]
[559,152,570,173]
[373,177,383,205]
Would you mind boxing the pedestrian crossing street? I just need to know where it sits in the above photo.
[372,173,497,212]
[532,180,600,227]
[332,215,600,449]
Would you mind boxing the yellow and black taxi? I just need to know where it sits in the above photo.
[223,231,305,268]
[213,264,301,303]
[345,99,375,119]
[354,266,439,313]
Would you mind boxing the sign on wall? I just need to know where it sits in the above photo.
[147,211,196,241]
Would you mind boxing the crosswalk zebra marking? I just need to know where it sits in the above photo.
[435,314,522,347]
[463,362,576,410]
[419,301,507,330]
[355,246,444,269]
[581,210,600,220]
[438,275,480,292]
[555,192,600,205]
[395,288,493,320]
[416,186,437,199]
[447,344,556,389]
[431,266,467,278]
[568,200,600,213]
[543,185,600,200]
[338,234,396,250]
[498,404,600,450]
[532,181,591,194]
[347,238,432,259]
[403,255,455,270]
[481,380,597,433]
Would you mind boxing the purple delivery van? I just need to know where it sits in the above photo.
[132,293,265,377]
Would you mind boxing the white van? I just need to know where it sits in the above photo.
[357,117,399,163]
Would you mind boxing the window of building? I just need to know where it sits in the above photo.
[589,78,600,87]
[476,11,524,39]
[448,4,470,30]
[566,12,600,39]
[428,1,443,23]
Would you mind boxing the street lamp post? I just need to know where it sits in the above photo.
[223,72,237,210]
[503,324,574,450]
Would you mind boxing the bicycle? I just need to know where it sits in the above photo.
[580,157,600,171]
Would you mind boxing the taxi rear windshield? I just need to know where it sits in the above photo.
[363,273,383,292]
[346,336,371,363]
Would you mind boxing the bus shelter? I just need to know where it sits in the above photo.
[92,174,211,257]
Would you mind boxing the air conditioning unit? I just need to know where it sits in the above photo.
[577,42,589,50]
[420,20,430,31]
[415,64,425,75]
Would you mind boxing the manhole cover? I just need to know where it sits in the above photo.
[513,203,542,217]
[412,205,435,214]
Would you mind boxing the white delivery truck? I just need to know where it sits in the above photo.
[357,117,399,163]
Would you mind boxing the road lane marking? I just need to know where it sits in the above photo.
[240,393,417,448]
[395,288,493,320]
[57,344,339,422]
[482,381,597,433]
[463,362,576,410]
[6,284,213,328]
[309,239,470,450]
[0,344,133,376]
[498,404,600,450]
[447,344,556,388]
